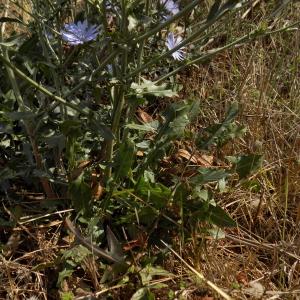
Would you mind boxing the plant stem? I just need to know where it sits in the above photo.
[126,5,230,79]
[156,21,300,83]
[0,6,55,198]
[0,52,113,140]
[0,54,87,115]
[104,0,128,180]
[133,0,202,44]
[64,49,119,98]
[122,0,151,141]
[104,86,125,179]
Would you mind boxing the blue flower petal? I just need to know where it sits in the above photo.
[161,0,179,15]
[166,33,186,61]
[61,20,100,45]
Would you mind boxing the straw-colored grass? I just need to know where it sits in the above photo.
[0,0,299,299]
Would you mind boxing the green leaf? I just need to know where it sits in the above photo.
[60,292,74,300]
[184,99,201,122]
[131,288,155,300]
[208,205,236,227]
[158,100,199,141]
[193,188,209,201]
[62,245,91,266]
[242,179,261,192]
[60,120,82,138]
[192,203,236,227]
[131,78,177,97]
[142,100,200,171]
[174,183,190,203]
[136,177,171,209]
[91,117,114,140]
[18,34,41,60]
[69,174,92,215]
[226,123,247,140]
[149,283,168,289]
[227,154,263,179]
[114,138,136,180]
[202,122,246,149]
[197,102,239,150]
[137,207,158,226]
[57,268,74,287]
[44,134,66,154]
[140,265,172,285]
[126,123,157,132]
[190,168,230,185]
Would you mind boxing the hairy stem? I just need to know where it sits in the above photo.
[126,5,231,79]
[133,0,201,44]
[0,5,55,198]
[104,0,128,180]
[156,21,300,83]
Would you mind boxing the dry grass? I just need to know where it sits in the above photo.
[1,0,300,299]
[179,6,300,298]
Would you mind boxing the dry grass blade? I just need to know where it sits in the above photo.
[241,0,261,19]
[19,209,74,225]
[160,240,233,300]
[75,284,124,299]
[226,233,300,261]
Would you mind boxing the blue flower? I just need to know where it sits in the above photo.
[165,33,185,61]
[160,0,179,15]
[61,20,100,45]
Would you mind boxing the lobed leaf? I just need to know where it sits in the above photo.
[227,154,263,179]
[197,102,239,150]
[131,78,177,98]
[136,177,172,209]
[114,138,136,180]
